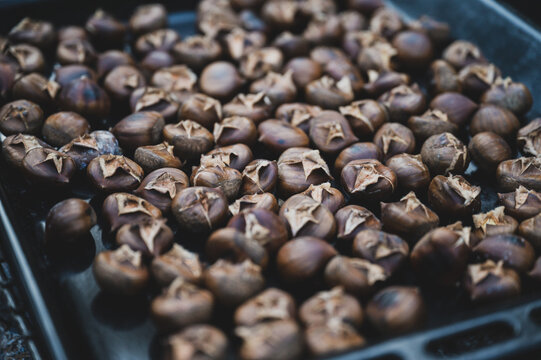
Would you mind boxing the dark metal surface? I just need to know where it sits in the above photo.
[1,1,541,360]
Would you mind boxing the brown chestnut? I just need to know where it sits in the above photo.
[171,186,228,233]
[420,132,469,175]
[497,157,541,192]
[229,193,279,216]
[42,112,90,147]
[517,118,541,157]
[205,228,268,269]
[470,105,520,140]
[135,168,189,213]
[442,40,485,69]
[241,159,278,195]
[309,110,359,155]
[2,134,51,169]
[498,186,541,221]
[172,35,222,71]
[179,93,222,130]
[407,109,458,142]
[45,198,97,245]
[134,142,183,174]
[386,154,431,192]
[474,234,535,273]
[58,77,110,121]
[102,192,162,232]
[22,148,76,187]
[428,175,481,218]
[258,119,310,155]
[339,100,388,139]
[234,288,296,327]
[324,257,388,297]
[236,320,303,360]
[207,144,253,172]
[299,287,363,327]
[429,92,477,127]
[306,76,354,109]
[301,182,344,214]
[378,84,426,123]
[468,132,512,172]
[279,194,336,240]
[200,61,244,100]
[336,205,381,243]
[481,77,532,116]
[214,116,257,147]
[465,260,521,303]
[373,122,415,161]
[0,100,43,136]
[341,159,397,202]
[151,244,202,287]
[87,155,143,193]
[334,142,383,174]
[129,4,168,36]
[163,120,214,161]
[164,325,227,360]
[116,218,173,258]
[352,229,409,276]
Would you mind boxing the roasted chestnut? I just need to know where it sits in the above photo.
[22,148,76,186]
[102,192,162,232]
[0,100,43,136]
[468,132,512,172]
[324,257,388,297]
[341,159,397,202]
[465,260,521,303]
[45,198,97,245]
[135,168,189,213]
[497,157,541,192]
[378,83,426,123]
[428,174,481,218]
[229,193,279,216]
[171,186,228,233]
[87,154,143,193]
[473,234,535,273]
[151,244,202,287]
[116,217,173,258]
[386,154,431,192]
[279,194,336,240]
[373,122,415,161]
[498,186,541,221]
[258,119,310,155]
[420,132,469,176]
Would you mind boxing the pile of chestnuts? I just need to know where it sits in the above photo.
[1,0,541,359]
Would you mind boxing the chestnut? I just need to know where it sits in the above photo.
[179,93,222,130]
[309,110,359,155]
[258,119,310,155]
[261,0,302,30]
[12,73,60,110]
[473,234,535,273]
[429,60,461,95]
[336,205,381,243]
[22,148,76,187]
[134,142,182,174]
[200,61,244,100]
[42,112,90,147]
[214,116,257,147]
[224,28,265,61]
[392,30,433,70]
[352,229,409,276]
[250,71,297,107]
[334,142,383,174]
[204,259,265,307]
[207,144,253,172]
[116,217,173,258]
[54,65,97,88]
[129,4,168,36]
[378,84,426,123]
[341,159,397,202]
[151,65,197,94]
[363,70,410,98]
[373,122,415,161]
[239,47,283,81]
[276,236,337,284]
[151,278,214,332]
[8,18,56,50]
[164,325,227,360]
[497,157,541,192]
[442,40,485,69]
[0,56,18,101]
[236,320,303,360]
[58,77,110,121]
[45,198,97,245]
[93,245,149,296]
[191,155,242,201]
[429,92,477,127]
[481,77,533,116]
[96,50,135,79]
[458,63,500,100]
[134,29,179,56]
[304,320,366,357]
[468,132,512,172]
[465,260,521,303]
[102,192,162,232]
[275,102,322,134]
[303,14,343,46]
[279,194,336,240]
[171,186,228,233]
[386,154,431,192]
[306,76,354,109]
[498,186,541,221]
[135,168,189,213]
[229,193,279,216]
[0,100,43,136]
[6,44,45,74]
[2,134,51,169]
[357,42,398,73]
[172,35,222,71]
[241,159,278,195]
[205,228,268,269]
[324,257,388,297]
[85,9,126,49]
[301,182,344,214]
[370,8,403,39]
[234,288,296,327]
[87,155,143,193]
[472,206,518,244]
[151,244,202,287]
[366,286,425,335]
[129,87,179,123]
[324,58,365,94]
[274,33,311,60]
[529,257,541,282]
[112,111,165,151]
[103,65,146,105]
[340,11,367,32]
[409,15,450,48]
[428,175,481,218]
[59,130,121,170]
[300,287,363,327]
[421,132,469,176]
[339,100,388,139]
[407,109,458,143]
[56,38,97,66]
[470,105,520,140]
[163,120,214,161]
[284,57,323,90]
[517,118,541,157]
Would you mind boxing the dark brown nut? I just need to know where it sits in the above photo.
[164,325,227,360]
[357,41,397,73]
[421,132,469,176]
[309,110,358,155]
[236,320,303,360]
[56,38,96,66]
[93,245,149,296]
[469,132,512,173]
[336,205,381,243]
[284,57,322,90]
[129,3,167,36]
[163,120,214,161]
[279,194,336,240]
[373,122,415,161]
[85,9,125,49]
[465,260,521,303]
[204,259,264,307]
[172,35,222,71]
[470,105,520,140]
[103,65,146,104]
[442,40,485,69]
[45,199,96,245]
[140,51,174,76]
[339,100,387,139]
[342,30,384,60]
[303,14,343,46]
[205,228,268,268]
[135,168,189,213]
[411,227,470,286]
[223,92,272,125]
[22,148,76,186]
[227,208,288,254]
[151,244,202,287]
[191,156,242,201]
[151,278,213,332]
[301,182,344,214]
[58,77,110,121]
[9,18,56,50]
[497,157,541,192]
[134,29,179,56]
[180,93,222,130]
[499,186,541,221]
[12,73,60,110]
[429,59,461,95]
[6,44,45,74]
[458,63,500,100]
[102,192,162,232]
[207,143,253,171]
[273,32,310,60]
[529,257,541,282]
[518,118,541,157]
[428,175,481,218]
[277,147,333,197]
[0,56,18,101]
[250,71,297,107]
[407,109,458,142]
[214,116,257,147]
[240,47,283,81]
[96,50,135,79]
[325,257,388,297]
[381,192,439,241]
[54,65,97,88]
[258,119,309,155]
[59,130,121,170]
[235,288,296,327]
[2,134,51,169]
[134,142,182,174]
[472,207,518,244]
[341,159,397,202]
[275,102,322,134]
[312,47,349,66]
[172,186,228,233]
[340,10,367,31]
[429,92,478,127]
[151,65,197,94]
[300,287,363,327]
[116,218,173,258]
[42,112,90,147]
[370,8,403,39]
[481,77,532,116]
[409,15,450,47]
[386,154,430,192]
[129,87,179,123]
[224,28,265,61]
[197,1,238,37]
[392,30,433,70]
[229,193,279,216]
[305,321,365,357]
[378,84,426,123]
[306,76,354,109]
[199,61,244,101]
[112,111,165,151]
[241,159,278,195]
[474,234,535,273]
[276,236,337,284]
[87,155,143,192]
[261,0,302,30]
[0,100,43,136]
[366,286,425,335]
[363,70,410,98]
[334,142,382,174]
[352,229,409,275]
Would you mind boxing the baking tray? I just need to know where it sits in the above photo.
[1,0,541,359]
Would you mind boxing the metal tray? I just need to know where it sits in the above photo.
[2,1,541,359]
